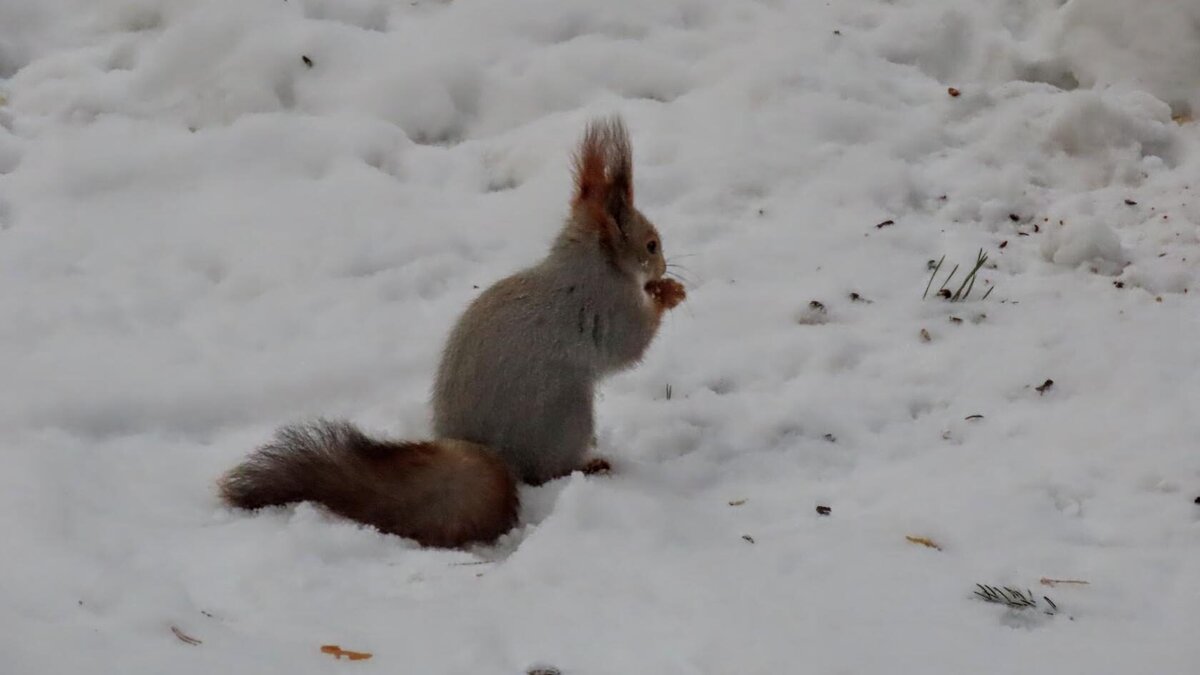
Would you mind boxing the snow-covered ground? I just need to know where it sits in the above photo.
[2,0,1199,672]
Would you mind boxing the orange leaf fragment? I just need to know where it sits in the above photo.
[905,535,943,551]
[321,645,373,661]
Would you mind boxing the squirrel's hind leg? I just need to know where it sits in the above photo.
[527,455,612,485]
[580,457,612,476]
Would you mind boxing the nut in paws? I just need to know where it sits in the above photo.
[646,278,686,310]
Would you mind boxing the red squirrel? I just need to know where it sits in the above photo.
[219,116,686,548]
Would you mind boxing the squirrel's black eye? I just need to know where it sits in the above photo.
[646,240,658,254]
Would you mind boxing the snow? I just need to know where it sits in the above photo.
[2,0,1199,672]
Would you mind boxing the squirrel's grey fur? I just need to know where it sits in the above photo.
[220,116,684,546]
[433,116,669,484]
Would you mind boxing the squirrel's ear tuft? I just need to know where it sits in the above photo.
[572,116,633,236]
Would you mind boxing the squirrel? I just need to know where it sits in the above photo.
[218,116,686,548]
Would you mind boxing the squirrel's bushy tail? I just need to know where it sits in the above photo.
[218,420,519,548]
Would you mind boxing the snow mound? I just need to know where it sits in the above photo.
[1054,0,1200,119]
[1042,218,1125,274]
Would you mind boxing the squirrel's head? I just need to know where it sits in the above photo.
[567,116,666,283]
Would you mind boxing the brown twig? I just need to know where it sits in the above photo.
[170,625,202,646]
[1039,578,1090,587]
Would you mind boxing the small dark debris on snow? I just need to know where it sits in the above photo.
[937,288,952,299]
[816,505,832,516]
[1114,281,1125,288]
[1124,199,1138,206]
[876,219,895,229]
[1034,223,1040,233]
[949,316,963,324]
[833,29,841,35]
[999,240,1008,249]
[200,610,214,618]
[798,300,828,325]
[973,585,1061,617]
[849,292,871,303]
[965,414,984,421]
[919,328,932,342]
[728,499,747,507]
[170,625,202,646]
[823,433,837,442]
[1017,232,1029,237]
[301,55,313,68]
[947,87,961,97]
[1035,379,1054,395]
[1194,496,1200,504]
[742,535,756,544]
[528,665,562,675]
[1008,213,1020,222]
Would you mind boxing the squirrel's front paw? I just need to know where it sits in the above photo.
[645,278,686,311]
